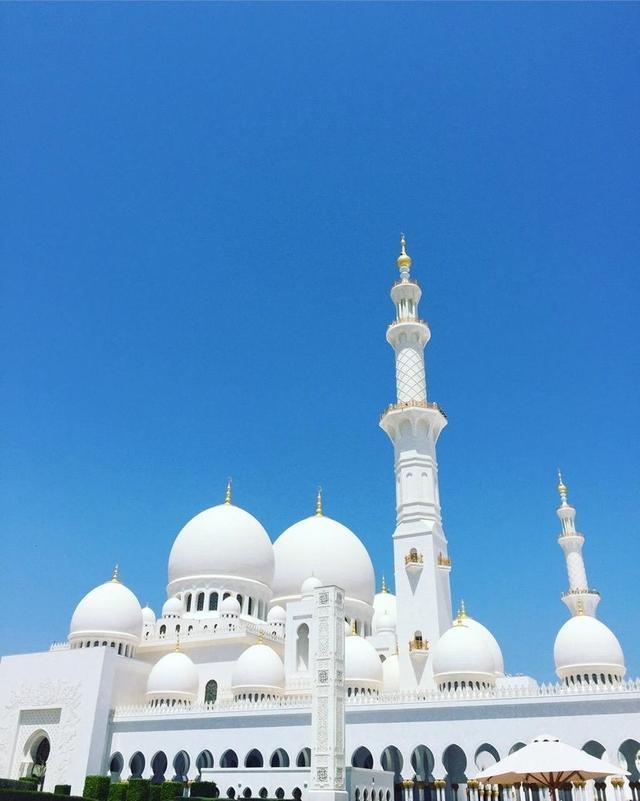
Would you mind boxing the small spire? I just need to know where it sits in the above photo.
[381,574,388,594]
[224,478,233,505]
[258,629,265,644]
[315,486,323,517]
[455,599,467,625]
[557,469,568,505]
[397,233,412,275]
[175,631,181,651]
[111,564,120,583]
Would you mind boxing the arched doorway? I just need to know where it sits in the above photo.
[352,747,374,769]
[380,746,403,801]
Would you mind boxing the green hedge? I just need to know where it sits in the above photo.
[0,791,85,801]
[83,776,111,801]
[107,785,127,801]
[189,784,218,799]
[160,784,181,801]
[149,786,161,801]
[55,787,72,796]
[18,780,38,791]
[127,779,150,801]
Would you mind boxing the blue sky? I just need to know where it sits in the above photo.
[1,3,638,681]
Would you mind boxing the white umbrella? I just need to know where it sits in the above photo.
[474,735,628,801]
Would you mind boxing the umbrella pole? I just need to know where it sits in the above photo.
[549,786,557,801]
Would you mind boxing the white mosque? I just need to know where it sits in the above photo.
[1,239,638,801]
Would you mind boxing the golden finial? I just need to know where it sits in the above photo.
[111,564,120,583]
[576,598,584,616]
[258,629,265,644]
[351,619,357,636]
[315,486,323,517]
[224,478,232,505]
[381,574,388,594]
[397,233,412,272]
[455,599,467,625]
[175,631,181,651]
[557,469,568,504]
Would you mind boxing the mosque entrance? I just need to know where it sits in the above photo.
[26,734,50,786]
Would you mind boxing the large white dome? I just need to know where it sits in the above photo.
[554,614,625,682]
[146,649,199,703]
[432,619,497,688]
[463,615,504,676]
[232,643,285,696]
[382,653,400,693]
[69,577,143,645]
[345,634,383,692]
[272,515,375,607]
[168,503,275,589]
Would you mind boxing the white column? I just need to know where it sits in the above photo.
[308,585,347,801]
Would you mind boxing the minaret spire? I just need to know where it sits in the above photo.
[379,235,453,690]
[315,486,323,517]
[555,472,600,617]
[224,478,233,505]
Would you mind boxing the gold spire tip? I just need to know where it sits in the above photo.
[381,574,388,594]
[315,486,323,517]
[224,478,233,505]
[258,629,265,644]
[175,631,181,651]
[111,564,119,583]
[397,232,412,271]
[557,469,568,502]
[455,599,467,625]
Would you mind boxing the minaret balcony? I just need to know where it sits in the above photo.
[380,400,448,421]
[408,638,429,662]
[437,553,452,571]
[405,549,423,574]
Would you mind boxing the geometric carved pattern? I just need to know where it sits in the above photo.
[396,346,426,402]
[310,586,345,791]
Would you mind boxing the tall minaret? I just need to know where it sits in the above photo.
[556,472,600,617]
[380,235,453,689]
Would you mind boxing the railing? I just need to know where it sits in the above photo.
[380,401,447,420]
[405,552,424,566]
[437,553,452,568]
[49,642,70,651]
[408,638,429,652]
[111,677,640,719]
[561,588,600,597]
[387,318,429,330]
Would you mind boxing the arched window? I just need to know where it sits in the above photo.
[209,592,219,611]
[351,747,374,769]
[243,790,252,799]
[270,748,290,768]
[186,593,192,612]
[150,751,167,784]
[130,752,145,779]
[237,594,244,610]
[245,749,263,768]
[223,591,231,600]
[109,752,124,781]
[259,789,268,799]
[196,750,214,778]
[275,790,285,800]
[296,623,310,671]
[248,597,254,615]
[159,625,166,636]
[220,750,238,769]
[173,751,190,782]
[296,748,311,768]
[197,592,205,611]
[205,679,218,704]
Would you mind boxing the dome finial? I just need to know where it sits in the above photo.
[455,599,467,625]
[397,232,412,276]
[175,630,181,651]
[111,564,120,583]
[315,486,323,517]
[225,478,233,505]
[381,574,388,594]
[557,469,568,505]
[258,628,265,644]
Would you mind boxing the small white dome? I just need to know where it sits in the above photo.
[432,620,496,688]
[301,576,323,596]
[69,577,143,645]
[382,653,400,693]
[162,596,183,618]
[220,595,241,614]
[142,605,156,626]
[168,503,274,589]
[345,635,383,691]
[373,589,397,624]
[232,643,285,695]
[554,614,625,682]
[374,611,396,634]
[272,515,375,607]
[146,649,198,703]
[267,605,286,623]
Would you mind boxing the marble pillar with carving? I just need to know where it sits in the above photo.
[308,585,348,801]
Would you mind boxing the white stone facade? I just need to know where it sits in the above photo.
[0,238,638,801]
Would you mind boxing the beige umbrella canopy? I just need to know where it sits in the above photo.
[475,735,628,801]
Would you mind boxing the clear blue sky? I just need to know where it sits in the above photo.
[1,3,638,681]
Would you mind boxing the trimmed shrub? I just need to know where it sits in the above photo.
[0,792,85,801]
[127,779,150,801]
[160,784,181,801]
[189,785,218,799]
[83,777,111,801]
[149,786,161,801]
[107,785,127,801]
[0,782,30,791]
[18,780,38,791]
[55,787,72,796]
